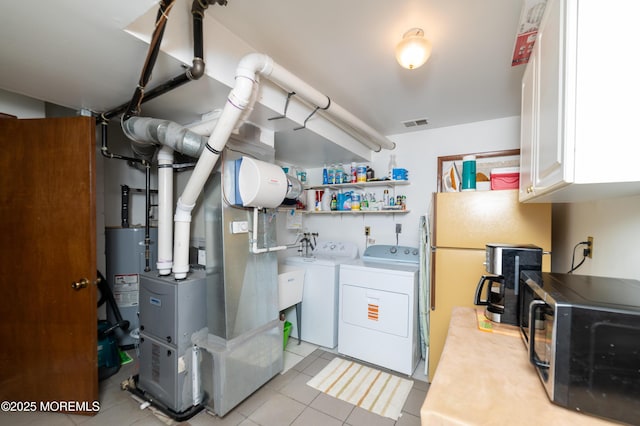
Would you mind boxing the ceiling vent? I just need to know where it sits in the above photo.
[402,118,429,128]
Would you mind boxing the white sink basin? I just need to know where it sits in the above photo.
[277,268,304,311]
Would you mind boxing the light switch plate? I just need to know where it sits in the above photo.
[231,221,249,234]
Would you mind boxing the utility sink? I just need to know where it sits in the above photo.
[277,268,305,311]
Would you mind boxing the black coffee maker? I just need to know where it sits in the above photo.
[474,243,543,325]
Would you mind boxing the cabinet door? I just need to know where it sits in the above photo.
[534,0,569,193]
[519,53,536,200]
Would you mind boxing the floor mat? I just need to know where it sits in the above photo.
[306,357,413,421]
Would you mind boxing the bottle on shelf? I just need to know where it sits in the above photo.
[365,166,374,181]
[321,190,331,211]
[336,163,344,185]
[357,164,367,182]
[322,164,329,185]
[351,192,361,211]
[388,154,397,180]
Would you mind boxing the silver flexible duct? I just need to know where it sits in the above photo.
[122,117,208,161]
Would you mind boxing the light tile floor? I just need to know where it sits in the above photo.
[1,339,429,426]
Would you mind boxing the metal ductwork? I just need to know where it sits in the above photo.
[122,117,208,162]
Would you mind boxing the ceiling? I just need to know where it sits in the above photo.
[0,0,527,164]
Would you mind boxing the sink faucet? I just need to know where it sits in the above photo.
[298,232,318,257]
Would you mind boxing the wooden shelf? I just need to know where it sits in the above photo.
[306,180,410,190]
[282,209,411,215]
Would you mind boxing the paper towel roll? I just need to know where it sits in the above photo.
[305,190,315,211]
[238,157,287,208]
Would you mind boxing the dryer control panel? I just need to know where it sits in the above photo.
[362,244,419,264]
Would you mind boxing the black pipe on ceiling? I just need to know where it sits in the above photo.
[100,0,227,123]
[122,0,176,122]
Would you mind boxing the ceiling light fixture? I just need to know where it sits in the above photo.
[395,28,432,70]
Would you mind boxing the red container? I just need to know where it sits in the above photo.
[490,167,520,190]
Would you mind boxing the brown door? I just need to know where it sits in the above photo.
[0,117,98,415]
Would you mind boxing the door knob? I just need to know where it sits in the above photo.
[71,278,90,290]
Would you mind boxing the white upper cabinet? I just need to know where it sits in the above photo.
[520,0,640,202]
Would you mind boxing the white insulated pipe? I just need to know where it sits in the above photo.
[156,146,174,275]
[171,53,394,278]
[264,59,395,152]
[172,61,263,279]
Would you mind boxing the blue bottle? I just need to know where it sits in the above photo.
[328,164,335,184]
[323,164,329,185]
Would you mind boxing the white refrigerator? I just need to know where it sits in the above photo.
[427,189,551,382]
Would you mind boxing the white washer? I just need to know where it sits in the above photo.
[338,245,420,375]
[281,240,358,349]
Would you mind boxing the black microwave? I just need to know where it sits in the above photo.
[519,271,640,425]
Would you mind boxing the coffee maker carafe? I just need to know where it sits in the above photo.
[474,243,542,325]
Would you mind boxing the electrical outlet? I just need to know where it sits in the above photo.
[587,236,594,258]
[365,226,371,236]
[395,223,402,233]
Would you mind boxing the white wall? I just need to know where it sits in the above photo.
[0,88,45,118]
[551,196,640,280]
[277,116,522,258]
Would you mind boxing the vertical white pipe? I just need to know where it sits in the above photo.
[172,73,259,279]
[156,146,174,275]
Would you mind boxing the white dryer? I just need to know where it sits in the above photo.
[338,245,420,375]
[281,240,358,349]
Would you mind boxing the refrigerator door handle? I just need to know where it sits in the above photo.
[430,248,436,310]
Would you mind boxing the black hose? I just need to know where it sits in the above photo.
[97,270,130,336]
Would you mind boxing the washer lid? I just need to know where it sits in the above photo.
[341,259,419,273]
[284,256,341,266]
[313,240,359,259]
